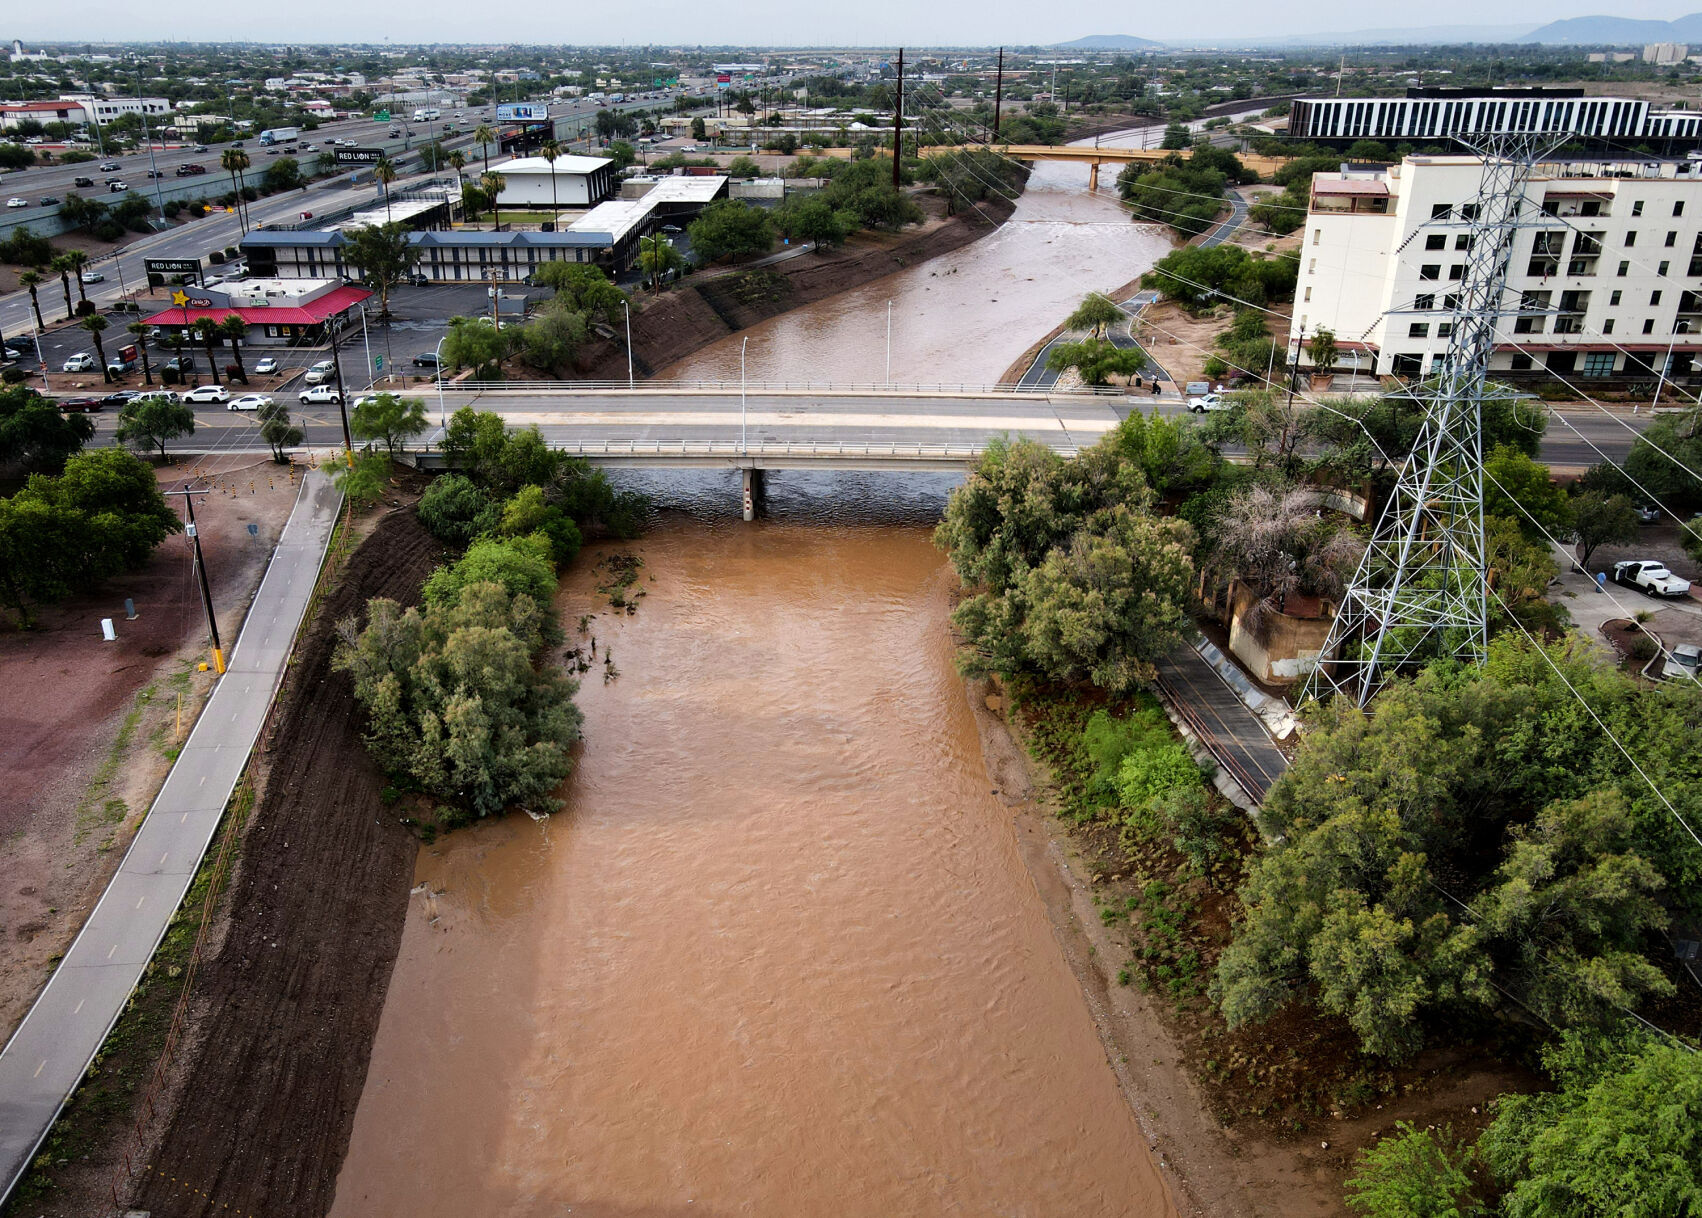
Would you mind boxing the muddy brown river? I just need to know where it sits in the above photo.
[330,161,1182,1216]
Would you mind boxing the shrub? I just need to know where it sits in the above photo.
[92,220,125,242]
[208,250,226,264]
[417,473,497,545]
[422,534,556,608]
[1345,1122,1481,1217]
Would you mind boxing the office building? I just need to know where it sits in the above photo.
[1287,88,1702,152]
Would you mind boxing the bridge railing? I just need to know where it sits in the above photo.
[442,379,1137,397]
[399,438,1084,465]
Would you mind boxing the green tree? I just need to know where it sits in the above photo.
[17,270,46,332]
[221,146,251,229]
[127,320,155,386]
[539,137,562,225]
[495,483,583,565]
[515,303,589,371]
[1484,443,1572,543]
[63,250,91,308]
[529,262,626,322]
[1345,1123,1482,1218]
[726,155,762,178]
[115,395,196,459]
[1143,243,1297,309]
[636,233,685,291]
[472,123,496,174]
[690,116,707,141]
[1306,326,1339,374]
[374,155,398,223]
[417,473,497,545]
[479,169,506,229]
[1481,1031,1702,1218]
[330,449,390,506]
[1065,292,1123,338]
[686,198,774,263]
[441,317,506,380]
[0,384,94,473]
[343,222,420,319]
[1046,337,1147,386]
[350,392,428,456]
[49,253,75,321]
[192,318,223,385]
[1569,490,1639,569]
[422,533,556,607]
[256,400,304,463]
[334,580,581,819]
[1614,405,1702,513]
[262,155,301,191]
[772,195,854,249]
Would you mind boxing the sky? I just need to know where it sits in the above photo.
[9,0,1702,48]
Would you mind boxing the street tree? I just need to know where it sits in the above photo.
[76,313,112,384]
[686,198,773,263]
[515,304,589,371]
[636,234,685,292]
[221,146,251,228]
[49,254,75,320]
[1065,292,1123,338]
[1046,337,1147,386]
[472,124,496,175]
[540,137,562,226]
[350,391,428,455]
[772,195,854,249]
[480,170,506,229]
[115,395,196,459]
[1570,490,1640,568]
[191,318,223,385]
[441,316,506,380]
[18,270,46,332]
[374,155,398,223]
[262,155,301,191]
[256,401,304,464]
[1484,443,1572,542]
[343,222,419,319]
[218,316,249,383]
[329,450,389,505]
[1306,326,1339,375]
[529,262,626,322]
[64,250,91,308]
[126,321,155,385]
[0,384,94,473]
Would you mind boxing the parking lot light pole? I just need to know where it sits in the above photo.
[740,336,748,454]
[434,335,447,428]
[623,298,633,389]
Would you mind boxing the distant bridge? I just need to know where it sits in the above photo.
[922,144,1290,190]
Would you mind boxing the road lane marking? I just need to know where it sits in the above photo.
[33,1061,44,1079]
[72,999,83,1015]
[106,944,116,959]
[160,852,169,866]
[135,896,145,910]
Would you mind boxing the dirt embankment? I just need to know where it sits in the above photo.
[573,193,1018,381]
[129,507,442,1218]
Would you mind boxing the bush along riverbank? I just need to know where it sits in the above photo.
[336,408,647,832]
[937,414,1702,1216]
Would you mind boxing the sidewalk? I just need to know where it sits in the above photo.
[0,470,343,1205]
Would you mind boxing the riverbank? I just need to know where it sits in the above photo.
[965,681,1541,1217]
[573,190,1019,382]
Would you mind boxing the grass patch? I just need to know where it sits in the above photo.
[72,681,157,845]
[14,780,256,1205]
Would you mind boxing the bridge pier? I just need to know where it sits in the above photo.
[742,468,765,521]
[1088,161,1100,192]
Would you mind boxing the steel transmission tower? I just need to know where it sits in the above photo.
[1308,135,1556,706]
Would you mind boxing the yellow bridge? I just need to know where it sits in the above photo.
[926,144,1290,190]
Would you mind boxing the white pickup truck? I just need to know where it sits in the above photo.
[1613,560,1693,599]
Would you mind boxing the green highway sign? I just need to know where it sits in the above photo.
[374,354,384,370]
[375,109,390,121]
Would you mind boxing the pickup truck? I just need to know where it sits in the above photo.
[1613,559,1693,598]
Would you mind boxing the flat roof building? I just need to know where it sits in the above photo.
[141,277,372,343]
[491,154,617,209]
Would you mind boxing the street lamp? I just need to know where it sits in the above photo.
[623,297,633,389]
[434,334,447,428]
[885,299,892,388]
[740,335,748,453]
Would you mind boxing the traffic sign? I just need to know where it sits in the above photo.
[374,355,384,370]
[375,109,390,122]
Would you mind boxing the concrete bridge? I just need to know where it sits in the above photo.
[923,144,1290,191]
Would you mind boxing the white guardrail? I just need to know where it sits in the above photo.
[445,379,1136,397]
[407,438,1083,463]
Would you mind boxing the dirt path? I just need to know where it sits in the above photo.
[127,507,440,1218]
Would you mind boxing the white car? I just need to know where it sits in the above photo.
[4,197,26,209]
[62,352,97,372]
[253,356,278,375]
[1613,560,1693,599]
[303,359,337,385]
[131,389,181,404]
[229,394,273,412]
[299,384,343,404]
[80,269,104,284]
[182,384,231,404]
[1663,642,1702,681]
[1187,392,1230,413]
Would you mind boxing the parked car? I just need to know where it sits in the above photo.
[303,359,337,385]
[164,356,194,373]
[62,352,97,372]
[57,396,104,412]
[131,389,181,404]
[100,389,140,407]
[105,357,135,376]
[4,197,25,209]
[253,356,278,375]
[1613,559,1693,598]
[412,351,440,368]
[1662,642,1702,681]
[1635,503,1662,524]
[404,272,430,286]
[182,384,231,404]
[98,161,120,171]
[298,384,343,405]
[1187,392,1230,413]
[80,269,104,284]
[229,394,273,412]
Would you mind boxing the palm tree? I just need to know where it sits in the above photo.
[65,251,91,308]
[50,254,76,320]
[447,149,467,201]
[19,270,46,332]
[374,155,397,223]
[221,146,251,228]
[480,170,506,231]
[192,318,222,385]
[80,313,111,383]
[473,124,496,175]
[127,320,155,385]
[218,316,249,383]
[540,138,561,229]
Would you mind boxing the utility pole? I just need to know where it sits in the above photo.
[993,47,1004,141]
[892,47,904,191]
[1287,322,1304,408]
[165,487,225,675]
[327,317,353,461]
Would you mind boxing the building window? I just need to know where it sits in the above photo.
[1431,203,1451,219]
[1633,199,1645,216]
[1583,352,1617,376]
[1304,286,1312,302]
[1619,261,1631,276]
[1415,293,1436,310]
[1668,231,1679,247]
[1438,322,1454,337]
[1604,318,1615,333]
[1610,289,1622,305]
[1455,233,1472,251]
[1653,290,1663,305]
[1425,234,1446,250]
[1626,231,1638,246]
[1461,203,1480,221]
[1313,228,1321,245]
[1420,264,1440,280]
[1308,258,1316,273]
[1448,264,1465,280]
[1511,353,1534,371]
[1444,294,1461,310]
[1660,261,1671,276]
[1409,322,1430,338]
[1677,201,1686,217]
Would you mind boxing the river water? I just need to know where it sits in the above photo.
[330,161,1182,1217]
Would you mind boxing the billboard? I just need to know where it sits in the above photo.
[144,257,201,277]
[496,103,549,122]
[717,74,731,89]
[335,146,385,165]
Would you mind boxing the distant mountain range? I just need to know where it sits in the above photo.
[1056,14,1702,49]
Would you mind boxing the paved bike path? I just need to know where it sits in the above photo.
[0,470,342,1204]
